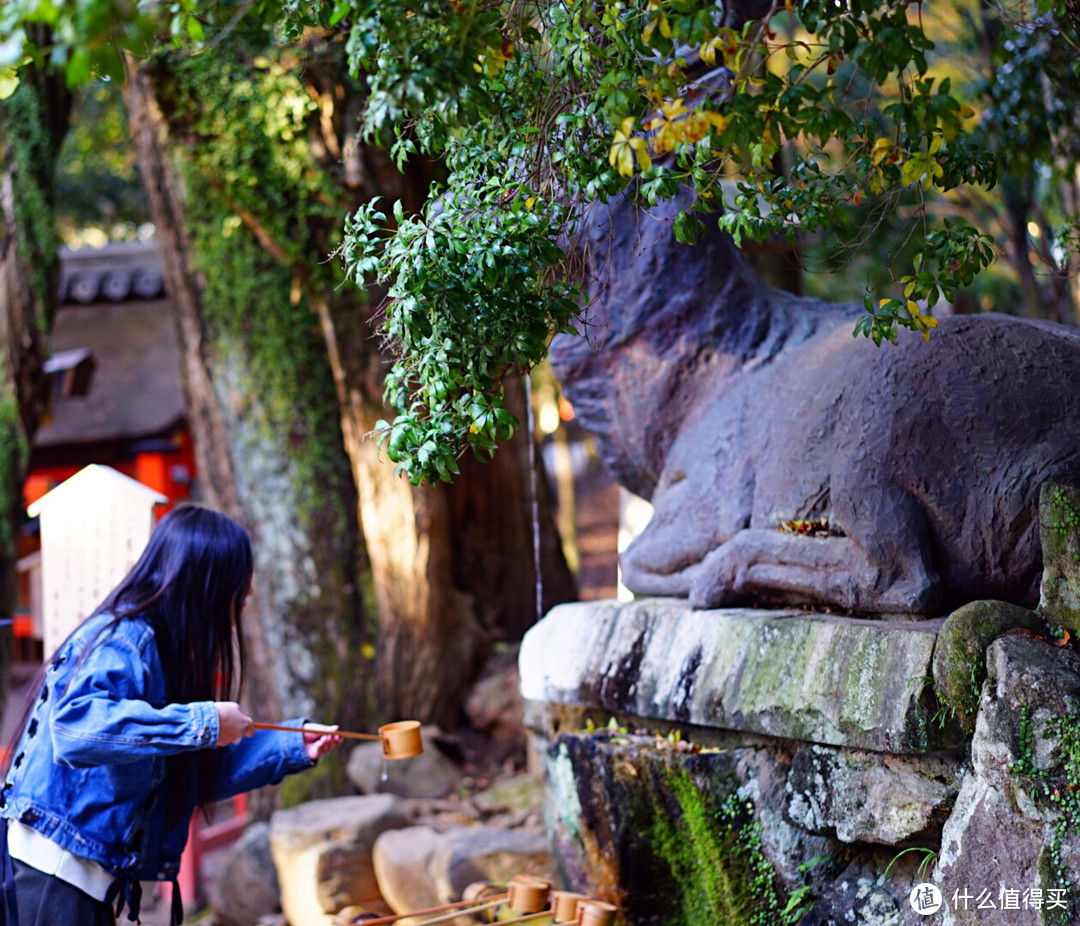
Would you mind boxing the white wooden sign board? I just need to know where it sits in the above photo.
[27,464,167,660]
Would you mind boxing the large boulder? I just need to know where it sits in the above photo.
[269,794,409,925]
[373,823,552,926]
[785,744,961,846]
[521,598,962,753]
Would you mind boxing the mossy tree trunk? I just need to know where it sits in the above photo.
[124,61,371,807]
[124,28,576,734]
[0,54,71,690]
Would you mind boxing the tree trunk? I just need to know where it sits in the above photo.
[126,32,576,734]
[123,65,285,727]
[0,64,71,689]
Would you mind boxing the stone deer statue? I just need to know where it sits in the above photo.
[550,193,1080,616]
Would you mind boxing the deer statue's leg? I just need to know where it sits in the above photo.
[687,488,942,615]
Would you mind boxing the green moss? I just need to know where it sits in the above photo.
[2,82,63,334]
[932,600,1043,733]
[840,632,888,729]
[277,751,351,808]
[0,395,26,558]
[147,34,375,739]
[1039,483,1080,633]
[647,763,794,926]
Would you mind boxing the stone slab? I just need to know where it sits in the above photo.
[520,598,962,753]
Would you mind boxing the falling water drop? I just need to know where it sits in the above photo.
[380,759,389,784]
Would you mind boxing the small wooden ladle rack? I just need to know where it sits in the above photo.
[345,874,618,925]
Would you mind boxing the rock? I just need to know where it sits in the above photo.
[346,726,463,799]
[933,634,1080,924]
[372,826,446,926]
[799,859,909,926]
[206,822,280,926]
[932,600,1044,733]
[373,823,551,926]
[785,744,961,846]
[520,598,962,753]
[733,748,837,893]
[1039,482,1080,633]
[428,825,552,901]
[269,794,409,925]
[473,774,545,817]
[544,730,830,924]
[465,653,528,762]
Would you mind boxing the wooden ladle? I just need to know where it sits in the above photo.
[252,719,423,759]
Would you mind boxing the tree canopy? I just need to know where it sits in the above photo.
[3,0,1079,484]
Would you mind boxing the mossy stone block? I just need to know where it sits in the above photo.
[932,600,1043,733]
[1039,482,1080,633]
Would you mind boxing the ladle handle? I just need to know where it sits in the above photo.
[252,722,380,741]
[349,896,508,926]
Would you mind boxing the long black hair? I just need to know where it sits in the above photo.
[93,504,253,822]
[3,506,253,827]
[0,505,253,828]
[94,504,252,708]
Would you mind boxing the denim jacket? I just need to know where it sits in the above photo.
[0,611,314,882]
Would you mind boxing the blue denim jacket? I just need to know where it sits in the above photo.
[0,612,313,882]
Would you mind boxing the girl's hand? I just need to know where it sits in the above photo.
[302,723,343,761]
[214,701,255,746]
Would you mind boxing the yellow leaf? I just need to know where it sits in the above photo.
[609,125,637,176]
[651,119,678,154]
[629,137,652,172]
[705,111,729,133]
[659,12,671,38]
[0,68,18,101]
[872,137,894,166]
[929,134,943,155]
[700,35,724,66]
[660,98,688,120]
[907,301,939,341]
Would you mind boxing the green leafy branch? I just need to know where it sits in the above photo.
[322,0,1013,480]
[338,183,579,485]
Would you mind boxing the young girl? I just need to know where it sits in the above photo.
[0,505,342,925]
